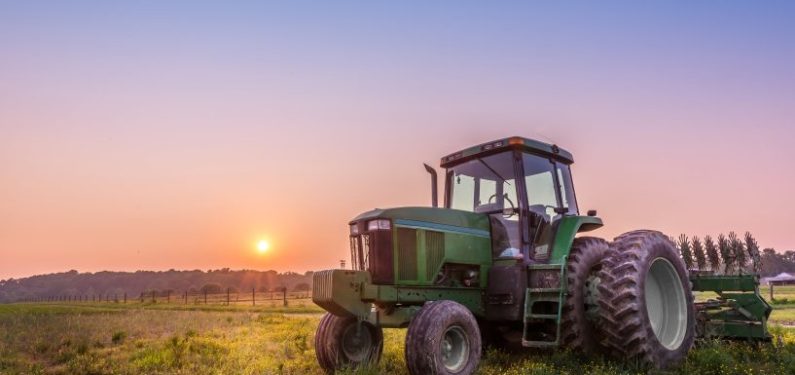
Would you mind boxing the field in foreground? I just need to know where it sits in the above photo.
[1,302,795,375]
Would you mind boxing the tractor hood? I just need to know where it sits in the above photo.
[351,207,490,234]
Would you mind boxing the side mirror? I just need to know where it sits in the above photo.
[587,209,597,217]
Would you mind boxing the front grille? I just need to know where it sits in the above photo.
[349,224,394,284]
[397,228,418,280]
[425,230,445,280]
[350,236,365,271]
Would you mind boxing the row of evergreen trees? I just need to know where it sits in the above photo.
[676,232,761,274]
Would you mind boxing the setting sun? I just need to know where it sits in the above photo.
[257,240,270,253]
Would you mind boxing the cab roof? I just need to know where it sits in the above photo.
[440,136,574,168]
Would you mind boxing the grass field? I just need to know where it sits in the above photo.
[2,293,795,375]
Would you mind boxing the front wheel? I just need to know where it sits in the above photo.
[405,300,482,375]
[315,313,383,374]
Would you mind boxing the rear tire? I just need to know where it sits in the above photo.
[405,300,482,375]
[315,313,383,374]
[560,236,610,354]
[596,230,695,369]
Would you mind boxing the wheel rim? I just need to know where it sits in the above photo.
[441,325,469,372]
[583,268,603,322]
[341,323,373,362]
[645,257,688,350]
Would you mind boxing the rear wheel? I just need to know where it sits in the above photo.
[315,313,383,374]
[596,230,695,369]
[560,236,611,354]
[405,300,482,375]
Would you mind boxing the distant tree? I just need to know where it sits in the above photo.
[704,235,720,272]
[677,234,694,269]
[0,269,315,303]
[692,236,707,270]
[729,232,746,273]
[718,234,733,274]
[745,232,761,274]
[293,283,311,292]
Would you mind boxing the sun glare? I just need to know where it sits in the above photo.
[257,240,269,253]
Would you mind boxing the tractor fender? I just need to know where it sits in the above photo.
[549,216,604,263]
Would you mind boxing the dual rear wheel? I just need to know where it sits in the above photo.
[596,230,695,368]
[563,231,695,369]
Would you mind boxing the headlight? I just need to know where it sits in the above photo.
[367,219,391,231]
[350,224,359,235]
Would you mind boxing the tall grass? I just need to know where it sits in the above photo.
[0,303,793,374]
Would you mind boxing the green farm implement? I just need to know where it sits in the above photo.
[312,136,771,374]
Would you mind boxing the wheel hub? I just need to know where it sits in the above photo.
[645,257,687,350]
[441,325,469,372]
[341,323,373,362]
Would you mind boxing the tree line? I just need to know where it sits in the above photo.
[0,269,313,303]
[676,231,792,276]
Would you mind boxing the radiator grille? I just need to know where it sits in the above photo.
[425,230,445,280]
[397,228,418,280]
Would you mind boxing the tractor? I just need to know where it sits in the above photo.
[312,136,771,374]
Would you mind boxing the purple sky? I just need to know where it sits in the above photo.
[1,1,794,279]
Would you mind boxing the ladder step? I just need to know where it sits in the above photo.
[522,339,558,348]
[527,314,558,320]
[528,264,564,270]
[528,288,561,293]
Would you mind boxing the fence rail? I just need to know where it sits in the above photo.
[13,288,313,307]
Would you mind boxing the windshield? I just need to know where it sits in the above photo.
[448,152,518,213]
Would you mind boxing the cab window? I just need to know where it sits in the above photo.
[522,154,559,221]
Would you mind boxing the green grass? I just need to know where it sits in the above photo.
[0,302,794,374]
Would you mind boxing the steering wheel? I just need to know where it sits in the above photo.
[488,194,516,217]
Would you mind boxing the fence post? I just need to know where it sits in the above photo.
[184,291,188,304]
[167,291,171,303]
[226,288,230,305]
[204,290,207,304]
[283,287,287,307]
[771,283,775,301]
[140,292,144,303]
[252,288,255,306]
[152,290,156,303]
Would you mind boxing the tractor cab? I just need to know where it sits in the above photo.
[440,137,579,263]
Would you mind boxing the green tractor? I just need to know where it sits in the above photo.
[312,136,771,374]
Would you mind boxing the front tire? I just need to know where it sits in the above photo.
[315,313,383,374]
[405,300,482,375]
[596,230,695,369]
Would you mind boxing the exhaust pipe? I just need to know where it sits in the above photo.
[423,163,438,208]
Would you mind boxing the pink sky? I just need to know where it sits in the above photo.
[1,2,794,279]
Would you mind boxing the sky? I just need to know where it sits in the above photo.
[1,1,794,279]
